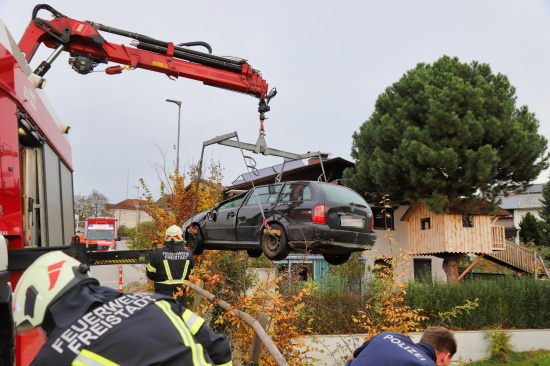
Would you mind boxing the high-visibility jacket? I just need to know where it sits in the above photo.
[146,242,194,293]
[31,280,232,366]
[347,332,437,366]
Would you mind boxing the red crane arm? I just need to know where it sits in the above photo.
[18,5,272,103]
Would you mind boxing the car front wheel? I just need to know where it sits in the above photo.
[323,253,351,265]
[187,226,205,255]
[261,223,289,261]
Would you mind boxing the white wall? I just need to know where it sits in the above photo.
[300,329,550,365]
[365,205,447,282]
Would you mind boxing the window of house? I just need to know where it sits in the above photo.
[421,217,431,230]
[372,206,395,230]
[462,214,474,228]
[414,259,432,283]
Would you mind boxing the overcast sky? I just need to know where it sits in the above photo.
[2,1,550,204]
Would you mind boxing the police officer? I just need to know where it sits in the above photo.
[147,225,194,306]
[346,326,457,366]
[12,251,233,366]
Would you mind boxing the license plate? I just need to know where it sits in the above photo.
[340,216,364,228]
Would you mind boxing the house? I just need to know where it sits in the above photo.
[106,199,152,229]
[497,183,544,244]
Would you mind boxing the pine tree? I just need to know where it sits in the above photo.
[518,212,541,245]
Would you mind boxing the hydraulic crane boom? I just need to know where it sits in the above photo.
[18,4,276,122]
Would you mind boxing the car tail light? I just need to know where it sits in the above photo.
[371,215,374,231]
[312,204,326,224]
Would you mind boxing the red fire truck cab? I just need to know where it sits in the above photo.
[84,218,119,251]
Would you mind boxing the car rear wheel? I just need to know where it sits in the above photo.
[261,224,290,261]
[246,250,263,258]
[187,226,205,255]
[323,253,351,265]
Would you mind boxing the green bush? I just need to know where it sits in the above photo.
[404,276,550,330]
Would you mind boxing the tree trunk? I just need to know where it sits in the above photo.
[440,253,464,282]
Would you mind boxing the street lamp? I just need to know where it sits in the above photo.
[166,99,182,172]
[133,186,139,234]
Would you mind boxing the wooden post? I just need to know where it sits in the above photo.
[185,280,289,366]
[457,254,485,281]
[191,279,204,312]
[246,312,270,366]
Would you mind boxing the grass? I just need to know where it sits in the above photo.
[466,350,550,365]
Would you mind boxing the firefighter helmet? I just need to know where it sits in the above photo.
[12,251,90,332]
[165,225,184,243]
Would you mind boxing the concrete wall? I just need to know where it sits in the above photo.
[300,329,550,365]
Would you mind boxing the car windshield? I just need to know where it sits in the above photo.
[320,184,368,207]
[87,230,114,240]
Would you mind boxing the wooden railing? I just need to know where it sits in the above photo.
[490,240,537,274]
[491,226,506,250]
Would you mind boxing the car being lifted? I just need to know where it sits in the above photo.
[183,180,377,265]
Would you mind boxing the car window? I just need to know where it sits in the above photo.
[320,183,368,206]
[218,195,245,210]
[280,183,312,202]
[245,184,282,205]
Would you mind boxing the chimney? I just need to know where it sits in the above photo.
[308,153,330,165]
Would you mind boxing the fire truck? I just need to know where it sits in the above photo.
[0,4,274,365]
[84,217,119,251]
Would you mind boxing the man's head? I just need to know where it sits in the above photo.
[12,251,90,333]
[419,326,457,366]
[165,225,184,244]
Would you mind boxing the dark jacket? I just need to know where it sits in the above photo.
[146,241,194,293]
[347,331,437,366]
[32,279,232,366]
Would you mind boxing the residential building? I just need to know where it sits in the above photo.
[497,183,544,244]
[106,199,152,229]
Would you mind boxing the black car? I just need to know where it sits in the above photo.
[183,181,376,265]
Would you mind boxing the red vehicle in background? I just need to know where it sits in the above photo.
[85,218,119,251]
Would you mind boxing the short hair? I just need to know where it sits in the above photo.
[420,326,457,356]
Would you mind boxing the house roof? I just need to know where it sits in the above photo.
[499,183,544,210]
[226,157,354,191]
[401,200,511,221]
[106,199,145,210]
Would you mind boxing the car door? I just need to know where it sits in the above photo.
[236,184,282,243]
[204,194,246,242]
[273,182,314,223]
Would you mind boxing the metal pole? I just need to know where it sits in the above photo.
[133,186,140,244]
[166,99,182,172]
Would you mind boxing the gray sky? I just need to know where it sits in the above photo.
[2,1,550,204]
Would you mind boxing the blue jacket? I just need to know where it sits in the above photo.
[347,331,437,366]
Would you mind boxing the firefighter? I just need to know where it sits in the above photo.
[12,251,232,366]
[147,225,194,306]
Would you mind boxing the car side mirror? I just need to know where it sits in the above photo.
[207,211,218,221]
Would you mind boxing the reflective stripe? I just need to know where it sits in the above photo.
[146,263,156,273]
[216,360,233,366]
[182,309,205,335]
[156,259,191,285]
[155,301,212,366]
[182,260,190,280]
[156,279,185,285]
[72,349,119,366]
[163,259,173,280]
